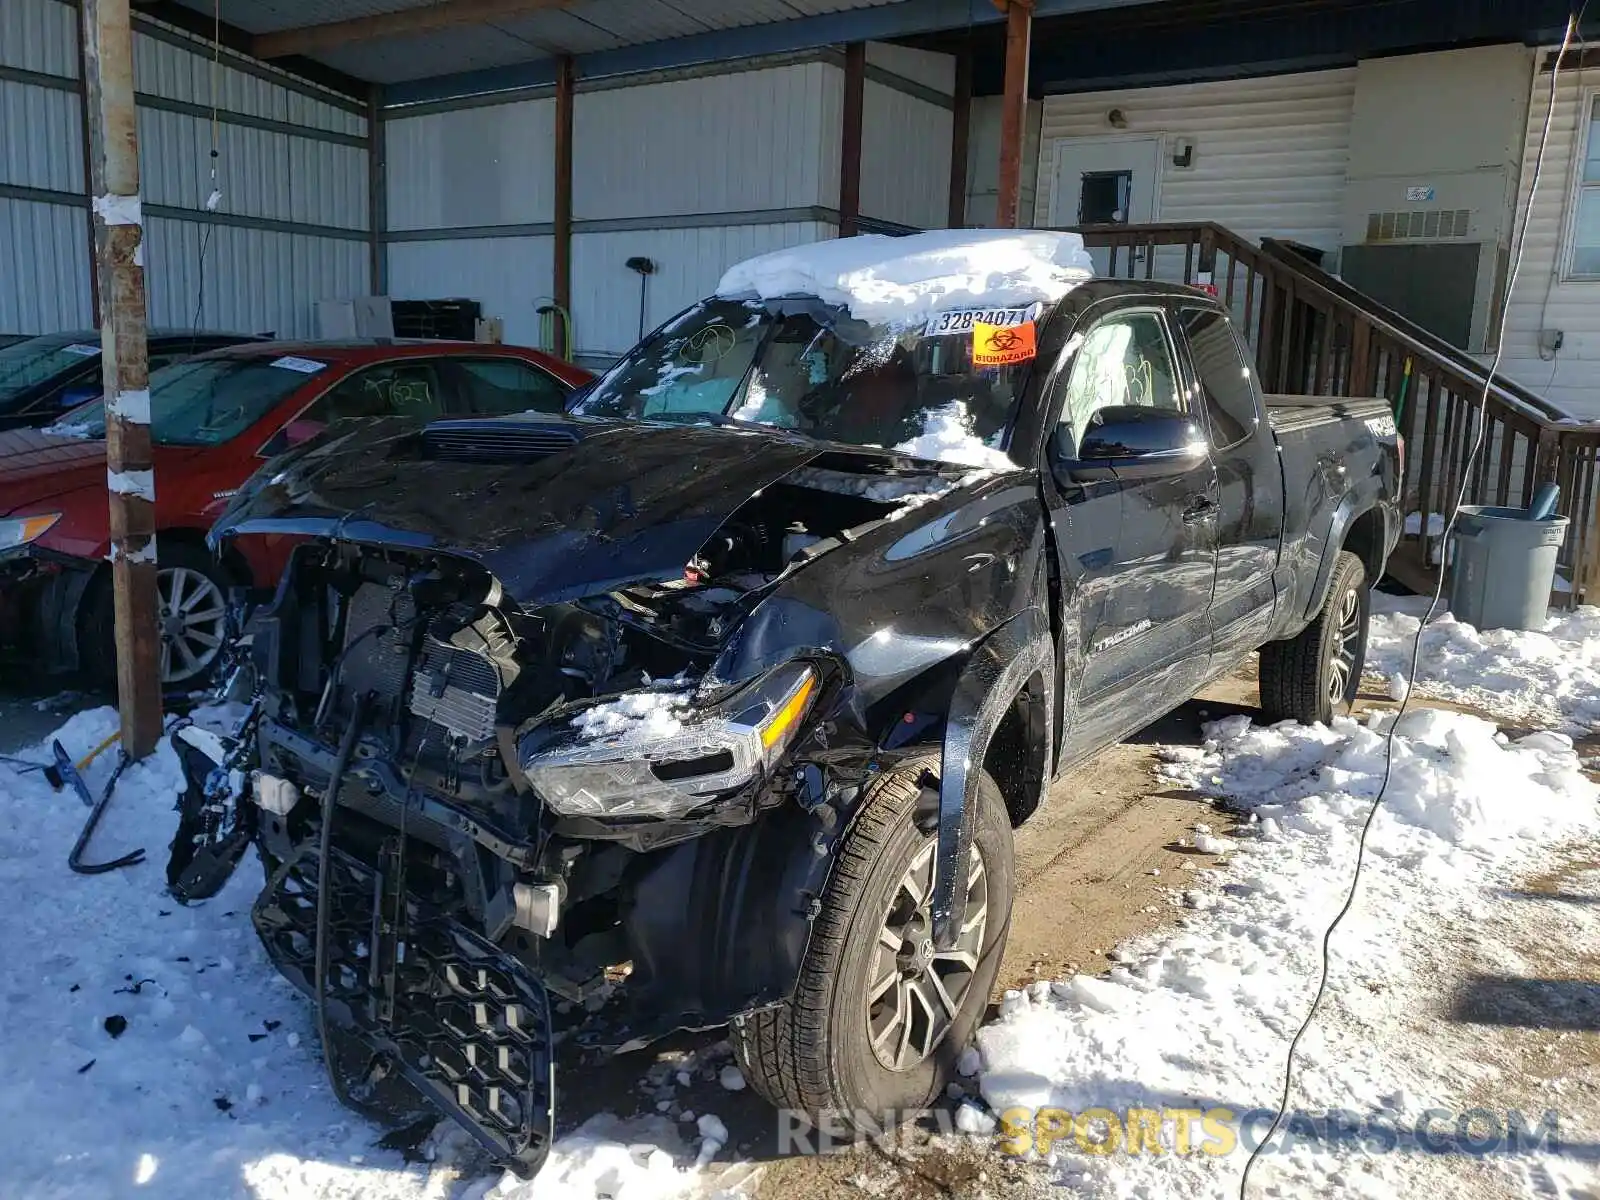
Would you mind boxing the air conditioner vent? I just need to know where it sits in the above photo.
[1366,208,1472,242]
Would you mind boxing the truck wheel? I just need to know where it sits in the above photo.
[1259,550,1370,725]
[731,759,1014,1125]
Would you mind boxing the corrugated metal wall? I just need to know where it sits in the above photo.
[571,222,834,357]
[1499,52,1600,418]
[1035,70,1358,255]
[0,0,87,334]
[573,64,839,219]
[860,78,951,230]
[0,0,369,338]
[386,97,555,231]
[387,235,556,346]
[384,60,846,362]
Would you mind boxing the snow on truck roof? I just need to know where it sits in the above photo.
[714,229,1095,326]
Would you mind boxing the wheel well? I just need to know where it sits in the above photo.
[1341,507,1386,586]
[983,671,1048,827]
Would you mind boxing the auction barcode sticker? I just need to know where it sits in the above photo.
[924,303,1042,337]
[270,355,327,374]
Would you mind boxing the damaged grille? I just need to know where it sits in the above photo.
[253,844,555,1174]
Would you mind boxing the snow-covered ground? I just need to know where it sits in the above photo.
[1368,594,1600,732]
[2,599,1597,1200]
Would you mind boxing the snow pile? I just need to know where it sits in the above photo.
[973,707,1600,1197]
[1368,592,1600,730]
[715,230,1093,327]
[572,688,691,742]
[0,705,745,1200]
[892,401,1014,470]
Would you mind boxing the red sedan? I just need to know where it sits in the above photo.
[0,340,591,687]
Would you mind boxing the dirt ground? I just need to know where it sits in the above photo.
[540,663,1273,1200]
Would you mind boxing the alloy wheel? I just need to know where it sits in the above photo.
[866,838,989,1073]
[157,566,227,685]
[1327,584,1363,708]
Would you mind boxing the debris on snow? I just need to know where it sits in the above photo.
[717,1065,745,1092]
[955,1101,997,1136]
[1386,670,1411,702]
[977,706,1600,1197]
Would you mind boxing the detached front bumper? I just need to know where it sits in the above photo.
[252,842,556,1175]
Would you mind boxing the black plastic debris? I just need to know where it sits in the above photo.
[247,1033,267,1043]
[76,1059,95,1074]
[69,984,79,993]
[263,1020,280,1032]
[213,1096,233,1113]
[103,1015,128,1038]
[175,956,190,963]
[114,978,156,996]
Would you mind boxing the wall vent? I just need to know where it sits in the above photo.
[1365,208,1472,242]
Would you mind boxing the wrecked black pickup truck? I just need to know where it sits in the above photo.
[172,232,1400,1174]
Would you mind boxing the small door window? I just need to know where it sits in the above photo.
[1055,311,1183,457]
[305,360,445,423]
[1180,307,1259,450]
[1079,169,1132,224]
[452,357,570,415]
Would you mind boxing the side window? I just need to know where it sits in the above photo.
[1055,310,1182,456]
[453,357,569,415]
[1181,307,1259,449]
[302,360,445,424]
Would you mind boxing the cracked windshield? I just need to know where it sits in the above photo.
[572,298,1044,468]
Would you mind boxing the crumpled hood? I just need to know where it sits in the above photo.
[212,414,839,605]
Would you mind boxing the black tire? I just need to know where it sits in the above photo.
[82,540,234,691]
[1259,549,1370,725]
[731,759,1014,1125]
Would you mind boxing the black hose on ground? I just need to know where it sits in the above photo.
[313,691,370,1106]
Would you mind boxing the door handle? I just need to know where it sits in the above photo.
[1182,497,1219,524]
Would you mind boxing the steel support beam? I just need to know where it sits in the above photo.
[82,0,162,758]
[553,55,575,314]
[839,42,866,238]
[949,44,972,228]
[995,0,1033,229]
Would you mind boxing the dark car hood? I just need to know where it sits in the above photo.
[213,415,848,605]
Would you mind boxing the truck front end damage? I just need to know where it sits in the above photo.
[186,416,992,1175]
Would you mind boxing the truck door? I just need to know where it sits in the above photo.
[1043,305,1220,753]
[1174,305,1284,665]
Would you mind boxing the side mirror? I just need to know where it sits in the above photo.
[1053,406,1209,484]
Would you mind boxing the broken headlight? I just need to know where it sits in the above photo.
[521,663,818,819]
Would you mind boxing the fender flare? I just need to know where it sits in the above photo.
[930,606,1055,949]
[1304,495,1369,622]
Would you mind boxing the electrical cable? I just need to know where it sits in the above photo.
[1236,13,1583,1196]
[190,0,222,352]
[313,690,370,1107]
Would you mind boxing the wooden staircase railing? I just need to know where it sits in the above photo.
[1062,221,1600,607]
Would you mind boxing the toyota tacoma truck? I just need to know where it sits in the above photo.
[172,231,1400,1175]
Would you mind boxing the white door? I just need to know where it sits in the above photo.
[1048,135,1162,273]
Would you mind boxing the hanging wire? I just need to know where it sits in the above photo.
[1236,9,1585,1196]
[190,0,222,350]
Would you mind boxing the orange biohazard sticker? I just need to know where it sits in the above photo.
[972,319,1037,366]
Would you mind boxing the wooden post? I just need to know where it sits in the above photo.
[995,0,1033,229]
[553,55,574,313]
[948,45,972,228]
[839,42,865,237]
[82,0,162,758]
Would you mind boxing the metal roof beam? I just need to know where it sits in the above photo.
[384,0,1159,107]
[254,0,570,60]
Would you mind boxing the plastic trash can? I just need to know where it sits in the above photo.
[1447,505,1568,632]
